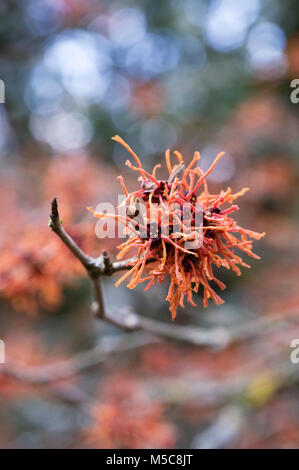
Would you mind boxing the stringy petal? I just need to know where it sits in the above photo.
[89,137,265,319]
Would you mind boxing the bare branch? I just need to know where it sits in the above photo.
[92,277,105,319]
[2,332,158,384]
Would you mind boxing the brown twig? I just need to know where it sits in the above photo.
[49,198,95,272]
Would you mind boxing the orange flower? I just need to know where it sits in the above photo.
[89,136,265,319]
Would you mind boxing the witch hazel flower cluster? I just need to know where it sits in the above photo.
[89,136,265,319]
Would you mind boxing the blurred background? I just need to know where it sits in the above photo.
[0,0,299,449]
